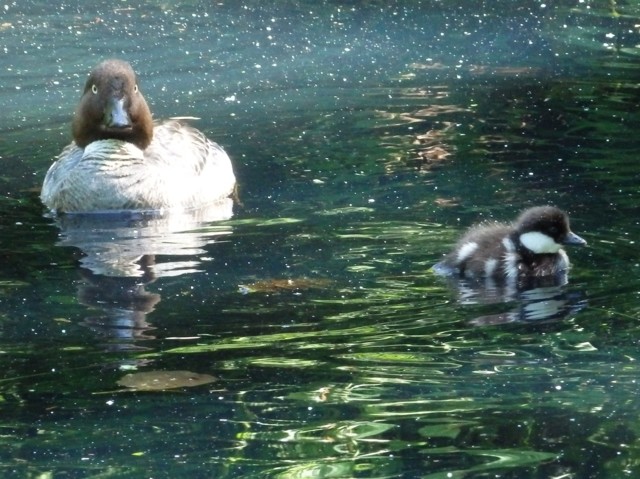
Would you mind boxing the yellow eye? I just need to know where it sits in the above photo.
[91,84,98,94]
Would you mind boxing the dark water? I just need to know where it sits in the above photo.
[1,1,640,477]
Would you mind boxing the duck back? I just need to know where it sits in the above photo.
[41,121,235,213]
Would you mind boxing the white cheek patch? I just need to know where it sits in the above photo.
[519,231,562,254]
[456,242,478,263]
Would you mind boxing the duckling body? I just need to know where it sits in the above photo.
[435,206,586,282]
[41,59,235,213]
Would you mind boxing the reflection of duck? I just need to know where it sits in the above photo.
[41,59,235,213]
[61,206,233,352]
[54,204,233,277]
[78,265,159,351]
[434,206,586,286]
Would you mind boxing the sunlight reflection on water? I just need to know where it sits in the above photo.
[1,1,640,478]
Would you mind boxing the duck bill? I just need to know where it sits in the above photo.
[104,97,131,129]
[564,231,587,247]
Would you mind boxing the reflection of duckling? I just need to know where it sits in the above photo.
[467,287,588,326]
[434,206,587,282]
[41,59,235,213]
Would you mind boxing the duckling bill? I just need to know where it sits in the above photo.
[434,206,586,282]
[41,59,236,213]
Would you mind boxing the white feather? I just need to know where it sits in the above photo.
[456,242,478,263]
[503,252,519,280]
[502,236,515,252]
[484,258,498,277]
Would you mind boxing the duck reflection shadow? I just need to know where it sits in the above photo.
[52,200,234,350]
[441,274,587,327]
[78,263,160,351]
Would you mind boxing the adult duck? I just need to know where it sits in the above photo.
[41,59,236,213]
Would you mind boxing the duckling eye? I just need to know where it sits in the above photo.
[91,84,98,94]
[133,84,139,93]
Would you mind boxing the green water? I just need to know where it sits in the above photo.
[1,1,639,477]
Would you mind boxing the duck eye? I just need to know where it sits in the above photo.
[134,84,139,93]
[91,84,98,94]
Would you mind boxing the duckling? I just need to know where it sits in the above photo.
[41,59,235,213]
[434,206,587,282]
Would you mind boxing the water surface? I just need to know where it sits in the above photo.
[1,1,640,477]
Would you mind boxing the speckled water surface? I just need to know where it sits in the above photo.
[1,1,639,477]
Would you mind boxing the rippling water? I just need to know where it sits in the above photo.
[1,1,640,477]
